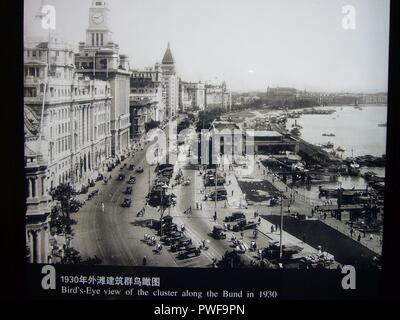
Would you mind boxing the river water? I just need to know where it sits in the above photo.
[284,106,387,200]
[285,106,387,158]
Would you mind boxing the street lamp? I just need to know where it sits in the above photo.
[159,183,168,237]
[279,191,284,260]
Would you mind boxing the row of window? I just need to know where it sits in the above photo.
[131,88,158,94]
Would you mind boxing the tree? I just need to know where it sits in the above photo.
[49,183,83,253]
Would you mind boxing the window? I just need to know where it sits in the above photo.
[100,33,103,46]
[92,33,94,46]
[96,33,99,46]
[32,51,37,57]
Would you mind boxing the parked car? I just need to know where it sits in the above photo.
[224,211,246,222]
[207,189,227,201]
[170,238,193,252]
[158,222,178,235]
[127,177,136,184]
[128,164,135,170]
[136,166,144,173]
[121,198,131,207]
[205,177,226,187]
[124,186,133,194]
[162,231,184,245]
[177,245,201,259]
[159,228,179,239]
[232,219,258,232]
[118,174,125,181]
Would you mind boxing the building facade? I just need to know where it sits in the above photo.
[161,43,179,118]
[25,106,51,263]
[24,35,112,192]
[179,81,205,111]
[74,0,131,157]
[205,82,231,111]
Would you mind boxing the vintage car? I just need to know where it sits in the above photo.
[205,177,226,187]
[207,188,227,201]
[127,177,136,184]
[232,219,258,232]
[160,228,182,241]
[224,211,246,222]
[128,164,135,170]
[118,174,125,181]
[124,186,133,194]
[121,198,131,207]
[177,245,201,259]
[159,223,178,235]
[162,231,184,245]
[170,237,193,252]
[136,166,144,173]
[212,225,227,239]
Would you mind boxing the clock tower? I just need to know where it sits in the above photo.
[86,0,112,47]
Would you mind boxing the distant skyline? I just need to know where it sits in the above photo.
[24,0,390,93]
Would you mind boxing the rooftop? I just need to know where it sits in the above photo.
[161,42,174,65]
[246,130,282,138]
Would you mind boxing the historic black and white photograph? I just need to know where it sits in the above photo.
[24,0,389,272]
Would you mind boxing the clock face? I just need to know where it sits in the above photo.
[92,13,104,24]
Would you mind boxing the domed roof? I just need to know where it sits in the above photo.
[162,42,174,65]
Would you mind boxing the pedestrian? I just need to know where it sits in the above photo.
[357,234,361,242]
[196,202,199,210]
[323,212,327,220]
[271,225,274,233]
[258,217,261,224]
[231,190,234,196]
[101,202,104,212]
[142,256,147,266]
[181,224,185,232]
[350,228,354,238]
[240,231,244,239]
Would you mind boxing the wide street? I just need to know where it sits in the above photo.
[71,124,273,267]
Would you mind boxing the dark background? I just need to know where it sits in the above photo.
[1,0,399,301]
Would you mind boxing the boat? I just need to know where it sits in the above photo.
[290,127,301,137]
[321,142,334,149]
[322,133,335,137]
[378,123,386,127]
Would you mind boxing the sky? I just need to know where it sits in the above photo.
[24,0,390,93]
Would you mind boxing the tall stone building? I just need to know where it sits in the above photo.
[205,82,231,111]
[74,0,131,157]
[129,64,165,142]
[179,81,206,111]
[24,34,112,192]
[161,43,179,119]
[24,106,51,263]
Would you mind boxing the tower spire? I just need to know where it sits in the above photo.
[162,42,174,65]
